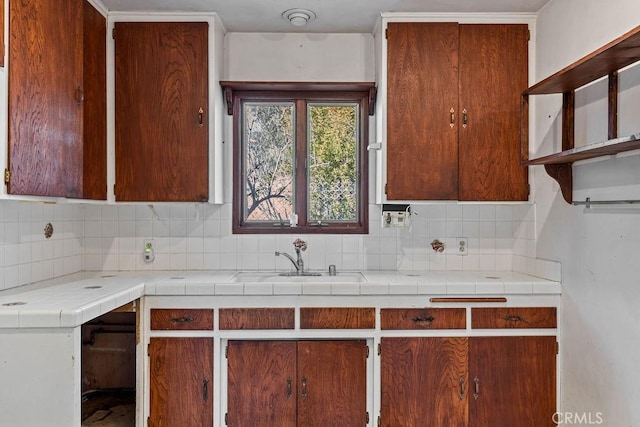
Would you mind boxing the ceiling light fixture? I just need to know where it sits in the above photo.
[282,8,316,27]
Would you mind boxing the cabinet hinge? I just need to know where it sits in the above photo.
[385,28,388,39]
[366,412,370,424]
[147,416,150,426]
[225,413,228,425]
[366,345,370,358]
[377,343,381,356]
[147,343,150,357]
[378,415,381,427]
[4,168,10,185]
[384,183,388,195]
[112,28,116,39]
[225,345,228,358]
[556,341,559,354]
[528,29,531,41]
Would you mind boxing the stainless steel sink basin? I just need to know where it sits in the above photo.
[231,272,366,283]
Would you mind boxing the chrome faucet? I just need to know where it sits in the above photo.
[275,238,309,275]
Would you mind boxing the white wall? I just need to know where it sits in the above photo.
[534,1,640,424]
[224,33,375,82]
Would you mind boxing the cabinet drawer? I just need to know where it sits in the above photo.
[471,307,557,329]
[300,307,375,329]
[219,308,295,330]
[381,308,466,330]
[150,309,214,330]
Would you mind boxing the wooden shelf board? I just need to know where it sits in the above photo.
[524,24,640,95]
[528,133,640,165]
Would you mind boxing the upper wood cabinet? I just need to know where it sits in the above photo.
[8,0,107,199]
[114,22,209,202]
[385,22,529,201]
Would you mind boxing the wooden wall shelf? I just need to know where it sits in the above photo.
[528,133,640,165]
[523,24,640,203]
[524,25,640,96]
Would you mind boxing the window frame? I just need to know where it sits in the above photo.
[222,82,375,234]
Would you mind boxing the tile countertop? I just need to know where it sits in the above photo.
[0,270,560,329]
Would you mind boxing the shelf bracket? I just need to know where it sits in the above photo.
[544,163,573,204]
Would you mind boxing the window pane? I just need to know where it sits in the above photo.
[242,102,295,222]
[308,104,358,222]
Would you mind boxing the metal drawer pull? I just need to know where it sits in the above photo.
[198,107,204,127]
[459,377,465,400]
[286,377,292,399]
[449,108,455,128]
[503,315,525,322]
[75,85,85,105]
[473,376,480,400]
[462,108,468,128]
[301,376,307,400]
[412,316,435,325]
[202,377,209,401]
[170,317,194,323]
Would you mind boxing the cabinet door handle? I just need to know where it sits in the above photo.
[170,317,194,323]
[412,316,435,325]
[449,108,455,128]
[301,376,307,400]
[202,377,209,401]
[75,85,85,106]
[459,376,465,400]
[462,108,468,128]
[198,107,204,127]
[286,377,292,399]
[503,315,525,323]
[473,376,480,400]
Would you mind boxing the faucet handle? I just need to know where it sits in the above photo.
[293,238,307,251]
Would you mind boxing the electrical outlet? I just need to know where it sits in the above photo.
[457,238,468,256]
[143,239,155,262]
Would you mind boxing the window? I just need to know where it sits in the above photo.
[222,82,375,234]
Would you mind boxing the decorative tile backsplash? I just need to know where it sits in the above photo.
[0,200,559,291]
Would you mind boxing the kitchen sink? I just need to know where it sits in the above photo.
[231,271,366,283]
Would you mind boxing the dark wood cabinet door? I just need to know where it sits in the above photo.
[458,24,529,201]
[381,337,468,427]
[468,336,556,427]
[114,22,209,201]
[149,337,213,427]
[8,0,83,197]
[227,340,297,427]
[81,1,107,200]
[386,22,459,200]
[297,340,368,426]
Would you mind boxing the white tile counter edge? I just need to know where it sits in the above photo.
[0,270,560,328]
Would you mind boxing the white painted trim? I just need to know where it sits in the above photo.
[86,0,109,16]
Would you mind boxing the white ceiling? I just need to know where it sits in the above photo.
[99,0,551,33]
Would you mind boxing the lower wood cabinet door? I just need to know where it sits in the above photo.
[149,337,213,427]
[468,336,557,427]
[227,340,368,426]
[381,336,556,427]
[381,337,468,426]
